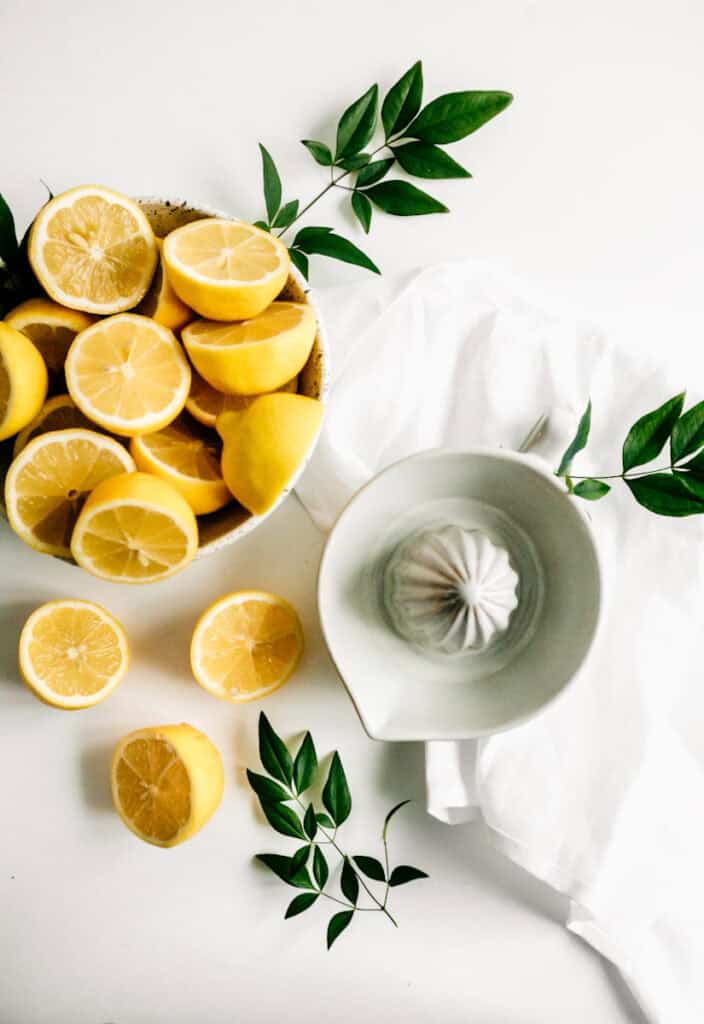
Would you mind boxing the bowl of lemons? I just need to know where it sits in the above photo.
[0,186,329,584]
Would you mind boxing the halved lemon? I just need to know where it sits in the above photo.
[190,590,303,702]
[185,370,297,428]
[13,394,95,457]
[137,238,193,330]
[162,219,289,321]
[28,185,158,315]
[65,313,191,436]
[4,428,135,557]
[111,723,224,847]
[129,416,230,516]
[182,302,315,395]
[19,599,129,709]
[4,297,96,373]
[70,471,199,583]
[0,322,49,441]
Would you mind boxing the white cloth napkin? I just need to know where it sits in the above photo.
[296,260,704,1024]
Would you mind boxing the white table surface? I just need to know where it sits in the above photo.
[2,1,703,1021]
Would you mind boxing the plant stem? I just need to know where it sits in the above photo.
[568,463,683,482]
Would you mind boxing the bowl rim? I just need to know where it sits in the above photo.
[136,195,331,557]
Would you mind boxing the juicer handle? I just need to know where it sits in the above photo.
[424,739,481,825]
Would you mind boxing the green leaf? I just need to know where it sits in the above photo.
[356,158,395,188]
[262,801,306,840]
[670,400,704,463]
[409,90,513,144]
[683,450,704,476]
[288,248,309,279]
[382,60,423,139]
[335,84,379,159]
[253,220,270,231]
[365,180,448,216]
[337,153,370,171]
[316,813,335,829]
[340,859,359,904]
[351,192,372,234]
[313,845,329,889]
[327,910,353,949]
[293,225,334,248]
[556,401,591,477]
[304,804,318,840]
[272,199,299,231]
[294,230,380,274]
[290,844,311,874]
[388,865,429,886]
[393,141,470,179]
[259,143,282,223]
[293,732,318,794]
[353,855,386,882]
[622,393,685,472]
[0,193,18,265]
[383,799,411,840]
[301,140,333,166]
[258,713,293,786]
[572,479,611,501]
[675,471,704,501]
[246,769,290,805]
[256,853,313,889]
[285,892,318,919]
[322,752,352,826]
[625,473,704,516]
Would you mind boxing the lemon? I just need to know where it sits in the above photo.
[19,599,129,709]
[182,302,315,395]
[0,322,49,441]
[28,185,158,315]
[65,313,191,436]
[111,723,224,847]
[70,471,198,583]
[185,369,297,428]
[4,428,134,557]
[162,219,289,321]
[137,238,193,331]
[190,590,303,702]
[129,416,230,516]
[4,297,95,373]
[13,394,95,457]
[217,393,323,515]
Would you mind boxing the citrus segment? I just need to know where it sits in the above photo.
[13,394,95,457]
[190,590,303,702]
[70,471,199,583]
[0,322,49,441]
[28,185,158,314]
[182,302,315,395]
[137,238,193,330]
[4,428,135,557]
[185,370,297,428]
[19,599,129,709]
[4,298,95,373]
[111,723,224,847]
[65,313,190,436]
[162,219,289,321]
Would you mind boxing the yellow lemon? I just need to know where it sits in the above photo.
[217,393,323,515]
[13,394,95,457]
[190,590,303,702]
[0,322,49,441]
[185,369,297,428]
[19,599,129,709]
[4,297,95,373]
[111,723,224,847]
[65,313,191,436]
[28,185,158,315]
[4,428,134,557]
[70,471,198,584]
[182,302,315,395]
[129,416,230,516]
[137,238,193,330]
[162,219,289,321]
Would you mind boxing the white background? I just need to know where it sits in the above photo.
[1,1,702,1021]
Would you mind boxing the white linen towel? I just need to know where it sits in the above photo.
[296,260,704,1024]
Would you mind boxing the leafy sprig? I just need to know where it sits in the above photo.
[557,393,704,516]
[256,61,512,277]
[249,713,428,949]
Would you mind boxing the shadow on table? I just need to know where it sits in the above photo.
[79,743,115,813]
[0,598,45,692]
